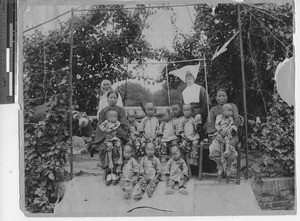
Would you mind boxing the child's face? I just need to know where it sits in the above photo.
[123,146,132,160]
[162,109,170,122]
[171,105,181,118]
[171,149,181,161]
[145,105,154,117]
[183,105,192,118]
[222,106,232,118]
[145,143,155,157]
[128,114,136,123]
[107,93,118,106]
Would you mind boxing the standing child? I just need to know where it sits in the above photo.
[179,104,202,165]
[171,102,184,135]
[116,145,139,199]
[214,103,237,182]
[165,146,189,195]
[133,142,162,200]
[158,108,178,162]
[138,102,160,153]
[99,110,122,185]
[127,110,140,157]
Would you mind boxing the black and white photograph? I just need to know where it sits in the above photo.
[0,0,297,218]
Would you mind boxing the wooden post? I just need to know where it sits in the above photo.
[237,4,249,179]
[69,8,74,179]
[165,65,171,110]
[203,56,210,124]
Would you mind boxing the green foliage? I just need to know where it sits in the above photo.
[24,99,70,213]
[248,93,294,176]
[159,3,293,116]
[117,82,152,106]
[23,5,158,213]
[24,5,157,115]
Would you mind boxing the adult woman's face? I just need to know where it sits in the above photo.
[185,72,195,86]
[107,92,118,106]
[101,80,112,93]
[216,91,228,105]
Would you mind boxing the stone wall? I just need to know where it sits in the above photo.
[251,178,295,210]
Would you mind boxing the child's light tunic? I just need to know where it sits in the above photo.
[160,120,177,142]
[165,158,188,182]
[139,116,160,140]
[139,156,162,180]
[121,157,139,181]
[182,117,200,141]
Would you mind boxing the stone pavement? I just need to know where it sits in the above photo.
[56,153,294,216]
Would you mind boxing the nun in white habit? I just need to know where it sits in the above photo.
[175,65,210,124]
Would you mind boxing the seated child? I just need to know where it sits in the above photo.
[179,104,202,165]
[171,102,184,135]
[214,103,238,181]
[116,145,139,199]
[99,110,122,183]
[127,110,141,157]
[165,146,189,195]
[138,102,160,153]
[133,142,162,200]
[158,108,178,162]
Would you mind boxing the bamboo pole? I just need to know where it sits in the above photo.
[203,56,210,124]
[238,4,249,179]
[69,8,74,179]
[165,65,171,110]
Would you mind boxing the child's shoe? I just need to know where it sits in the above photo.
[133,190,144,201]
[226,169,231,183]
[165,187,175,195]
[146,186,154,198]
[106,174,112,186]
[123,189,132,200]
[111,174,118,185]
[217,167,223,183]
[178,187,188,195]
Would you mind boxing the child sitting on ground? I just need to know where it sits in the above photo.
[158,108,179,162]
[179,104,202,165]
[127,110,140,157]
[133,142,162,200]
[99,110,122,184]
[116,145,139,199]
[214,103,238,181]
[165,145,189,195]
[138,102,160,154]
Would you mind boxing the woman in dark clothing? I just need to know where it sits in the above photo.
[94,90,129,183]
[207,89,241,182]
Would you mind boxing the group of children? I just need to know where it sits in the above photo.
[99,101,237,199]
[98,102,201,199]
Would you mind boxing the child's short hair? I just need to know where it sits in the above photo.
[123,145,132,152]
[127,109,137,117]
[171,102,182,108]
[145,141,155,150]
[106,110,118,118]
[145,102,154,109]
[171,145,181,154]
[222,103,233,111]
[183,104,193,111]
